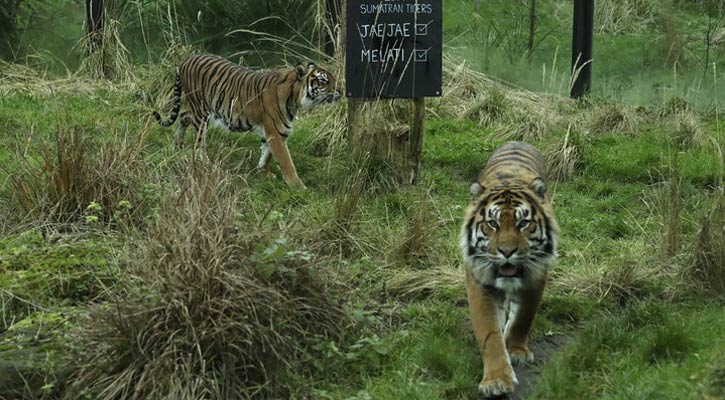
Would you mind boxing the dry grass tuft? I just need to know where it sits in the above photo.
[690,191,725,296]
[306,94,349,155]
[312,151,397,257]
[386,265,462,301]
[548,239,674,304]
[658,96,694,117]
[461,87,510,127]
[550,258,663,305]
[4,119,150,230]
[595,0,658,34]
[669,110,708,149]
[435,56,567,141]
[588,102,641,136]
[599,259,655,305]
[0,59,114,95]
[545,128,581,181]
[389,193,442,269]
[68,161,345,399]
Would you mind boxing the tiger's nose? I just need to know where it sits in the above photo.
[498,247,517,258]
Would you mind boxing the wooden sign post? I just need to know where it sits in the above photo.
[345,0,442,184]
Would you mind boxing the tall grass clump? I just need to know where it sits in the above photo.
[671,111,707,149]
[78,16,134,82]
[135,43,199,107]
[436,56,566,141]
[595,0,658,34]
[4,120,149,230]
[659,164,684,257]
[68,161,345,399]
[313,150,396,257]
[690,191,725,296]
[389,193,442,269]
[546,128,581,181]
[588,102,641,136]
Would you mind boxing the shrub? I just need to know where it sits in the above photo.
[4,121,150,231]
[67,161,345,399]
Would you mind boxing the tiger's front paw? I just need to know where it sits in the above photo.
[478,367,517,398]
[508,346,534,366]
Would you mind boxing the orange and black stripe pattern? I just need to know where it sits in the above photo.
[152,71,182,126]
[461,141,558,290]
[153,54,340,139]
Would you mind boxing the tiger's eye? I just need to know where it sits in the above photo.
[486,220,499,230]
[517,220,531,230]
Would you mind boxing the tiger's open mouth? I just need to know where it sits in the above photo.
[496,263,523,278]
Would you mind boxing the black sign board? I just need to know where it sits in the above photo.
[345,0,442,98]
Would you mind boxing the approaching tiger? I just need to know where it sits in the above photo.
[153,54,341,188]
[460,141,558,398]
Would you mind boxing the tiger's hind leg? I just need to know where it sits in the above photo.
[174,111,191,149]
[256,139,272,173]
[185,114,210,159]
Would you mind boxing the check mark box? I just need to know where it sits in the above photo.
[414,49,429,62]
[415,23,428,36]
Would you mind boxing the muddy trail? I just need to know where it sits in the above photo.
[469,334,571,400]
[508,334,570,399]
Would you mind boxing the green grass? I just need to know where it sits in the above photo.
[534,300,725,400]
[0,0,724,398]
[0,82,723,398]
[0,230,121,324]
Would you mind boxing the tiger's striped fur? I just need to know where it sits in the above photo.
[153,54,341,188]
[460,141,558,397]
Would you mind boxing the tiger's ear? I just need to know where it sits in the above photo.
[529,177,547,199]
[295,64,306,79]
[470,182,484,200]
[307,62,317,69]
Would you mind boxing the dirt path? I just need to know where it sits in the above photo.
[508,334,570,400]
[467,333,570,400]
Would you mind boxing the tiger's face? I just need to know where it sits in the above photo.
[461,182,556,291]
[297,63,341,110]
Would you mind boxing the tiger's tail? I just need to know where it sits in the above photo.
[153,69,182,127]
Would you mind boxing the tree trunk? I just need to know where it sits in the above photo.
[407,98,426,185]
[571,0,593,98]
[85,0,104,52]
[528,0,537,54]
[0,0,22,58]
